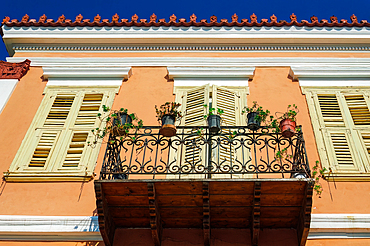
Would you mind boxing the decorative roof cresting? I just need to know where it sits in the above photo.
[1,13,368,27]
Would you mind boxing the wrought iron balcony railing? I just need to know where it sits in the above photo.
[99,126,310,180]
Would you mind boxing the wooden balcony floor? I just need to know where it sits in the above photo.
[95,179,313,246]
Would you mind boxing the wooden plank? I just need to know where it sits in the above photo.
[203,182,210,246]
[260,206,301,218]
[158,195,203,206]
[210,194,253,206]
[148,183,162,246]
[260,194,304,206]
[160,207,203,218]
[155,181,203,195]
[162,218,203,228]
[252,181,261,246]
[105,195,149,206]
[113,218,150,228]
[211,206,252,218]
[102,182,149,196]
[209,182,254,194]
[95,182,115,246]
[109,207,149,218]
[261,181,306,194]
[261,217,298,228]
[211,218,251,228]
[297,182,313,246]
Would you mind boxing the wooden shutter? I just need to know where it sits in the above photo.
[312,92,364,173]
[43,95,75,127]
[29,131,60,168]
[75,93,104,126]
[212,86,239,168]
[62,132,89,168]
[60,92,105,169]
[182,85,209,168]
[344,95,370,126]
[317,94,345,127]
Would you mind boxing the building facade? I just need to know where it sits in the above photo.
[1,13,370,246]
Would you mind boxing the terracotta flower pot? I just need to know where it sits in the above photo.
[207,115,221,134]
[279,118,296,138]
[160,115,177,137]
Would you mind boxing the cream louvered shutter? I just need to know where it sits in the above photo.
[58,93,105,170]
[316,93,363,172]
[180,85,209,172]
[26,93,76,170]
[212,86,239,168]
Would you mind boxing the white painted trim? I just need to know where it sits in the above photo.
[0,79,18,114]
[168,66,254,87]
[12,45,370,53]
[0,215,102,241]
[42,66,131,86]
[8,57,370,67]
[308,232,370,239]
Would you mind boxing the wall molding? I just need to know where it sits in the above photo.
[43,66,131,86]
[12,45,370,53]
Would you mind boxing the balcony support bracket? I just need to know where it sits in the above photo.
[95,182,115,246]
[297,181,314,246]
[203,181,210,246]
[252,181,261,246]
[148,182,162,246]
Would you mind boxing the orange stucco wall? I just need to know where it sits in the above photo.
[2,52,370,245]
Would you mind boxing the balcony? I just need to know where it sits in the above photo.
[94,126,314,246]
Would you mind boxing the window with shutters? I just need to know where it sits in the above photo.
[5,86,118,181]
[304,88,370,180]
[174,85,248,178]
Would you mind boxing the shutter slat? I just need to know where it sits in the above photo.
[345,95,370,125]
[44,96,74,127]
[75,93,104,126]
[331,133,356,168]
[29,132,58,167]
[62,132,89,168]
[317,94,345,127]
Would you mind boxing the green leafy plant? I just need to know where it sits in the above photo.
[203,104,224,119]
[275,147,293,161]
[312,160,327,197]
[89,106,143,147]
[228,131,238,139]
[280,104,299,122]
[155,102,183,121]
[242,101,271,125]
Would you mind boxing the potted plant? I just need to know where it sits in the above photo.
[203,104,224,134]
[278,104,299,138]
[155,102,183,137]
[241,101,271,130]
[89,106,143,146]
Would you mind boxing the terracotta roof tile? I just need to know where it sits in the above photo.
[2,13,370,27]
[0,59,31,80]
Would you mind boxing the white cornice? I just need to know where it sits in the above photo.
[42,66,131,86]
[8,57,370,68]
[167,67,254,79]
[3,25,370,56]
[168,66,254,87]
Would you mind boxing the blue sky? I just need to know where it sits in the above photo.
[1,0,370,61]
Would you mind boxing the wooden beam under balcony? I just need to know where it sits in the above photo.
[95,178,314,246]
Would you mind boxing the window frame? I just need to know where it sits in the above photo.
[4,86,119,182]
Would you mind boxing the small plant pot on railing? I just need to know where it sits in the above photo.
[160,114,177,137]
[280,118,296,138]
[112,112,133,136]
[207,115,221,134]
[247,112,261,131]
